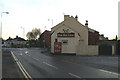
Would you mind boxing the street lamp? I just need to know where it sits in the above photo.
[21,27,25,39]
[0,12,9,80]
[48,19,53,26]
[43,26,46,49]
[0,12,9,45]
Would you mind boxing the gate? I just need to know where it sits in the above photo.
[99,45,112,55]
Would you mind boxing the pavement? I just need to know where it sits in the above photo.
[2,48,120,80]
[2,49,24,79]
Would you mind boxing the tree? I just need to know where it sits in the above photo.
[26,28,41,40]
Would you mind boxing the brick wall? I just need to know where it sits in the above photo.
[88,31,99,45]
[39,30,51,48]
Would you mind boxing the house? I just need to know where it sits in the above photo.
[0,38,4,44]
[5,36,27,48]
[88,28,99,45]
[50,15,116,55]
[12,36,27,47]
[39,30,51,48]
[99,34,108,40]
[4,37,13,43]
[3,37,13,47]
[88,27,108,45]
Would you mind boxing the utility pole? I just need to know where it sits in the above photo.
[21,27,25,39]
[0,12,9,45]
[43,26,46,49]
[0,12,9,80]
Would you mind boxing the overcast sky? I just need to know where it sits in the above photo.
[0,0,119,40]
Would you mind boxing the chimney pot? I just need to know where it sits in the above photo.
[75,15,78,20]
[85,20,88,26]
[75,15,78,18]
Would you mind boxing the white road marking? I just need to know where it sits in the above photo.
[28,54,30,56]
[68,72,81,78]
[36,58,39,61]
[43,62,58,69]
[25,53,30,56]
[62,59,119,77]
[11,51,18,61]
[20,49,23,50]
[99,69,119,76]
[25,53,39,61]
[19,53,23,56]
[33,58,39,61]
[25,51,28,54]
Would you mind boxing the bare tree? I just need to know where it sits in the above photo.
[26,28,41,40]
[26,32,31,40]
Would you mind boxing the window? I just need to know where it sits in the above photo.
[62,40,68,44]
[55,39,58,42]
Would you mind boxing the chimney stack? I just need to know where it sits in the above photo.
[64,15,70,20]
[101,34,104,37]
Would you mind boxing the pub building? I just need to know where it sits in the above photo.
[50,15,116,56]
[51,15,88,54]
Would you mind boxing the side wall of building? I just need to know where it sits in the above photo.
[51,26,79,53]
[39,30,51,48]
[88,31,99,45]
[51,16,88,54]
[64,17,88,45]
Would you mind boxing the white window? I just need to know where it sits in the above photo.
[62,40,68,44]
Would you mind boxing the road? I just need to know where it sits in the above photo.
[2,49,24,78]
[4,48,119,79]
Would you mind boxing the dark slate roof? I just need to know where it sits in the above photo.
[5,38,13,41]
[5,37,26,41]
[14,37,26,41]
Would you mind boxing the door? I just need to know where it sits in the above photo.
[99,45,112,55]
[54,42,62,53]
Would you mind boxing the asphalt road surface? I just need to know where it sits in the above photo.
[3,48,119,79]
[2,49,24,79]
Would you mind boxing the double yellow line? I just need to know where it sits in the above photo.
[11,51,32,80]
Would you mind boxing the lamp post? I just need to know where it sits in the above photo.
[0,12,9,79]
[48,19,53,26]
[0,12,9,45]
[21,27,25,39]
[43,26,46,49]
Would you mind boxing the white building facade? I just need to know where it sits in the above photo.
[51,15,89,54]
[51,15,116,56]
